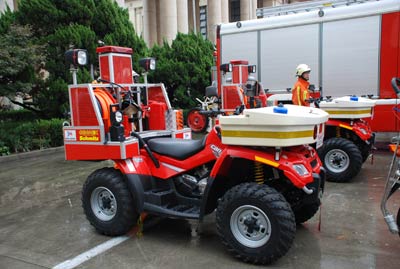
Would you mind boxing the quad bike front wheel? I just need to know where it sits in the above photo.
[317,137,362,183]
[82,167,138,236]
[358,142,372,163]
[216,183,296,265]
[187,108,209,133]
[293,202,320,224]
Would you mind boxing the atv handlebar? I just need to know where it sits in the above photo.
[391,77,400,98]
[234,105,245,115]
[199,109,225,117]
[305,97,321,108]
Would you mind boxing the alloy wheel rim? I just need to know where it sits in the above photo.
[230,205,271,248]
[90,187,117,221]
[325,149,350,173]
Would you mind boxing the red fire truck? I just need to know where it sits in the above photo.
[216,0,400,132]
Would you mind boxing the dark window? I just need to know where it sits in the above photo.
[230,0,240,22]
[200,6,207,38]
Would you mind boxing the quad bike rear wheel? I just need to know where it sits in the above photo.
[187,108,209,133]
[317,137,362,182]
[82,167,138,236]
[216,183,296,265]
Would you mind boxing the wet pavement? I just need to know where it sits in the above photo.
[0,147,399,268]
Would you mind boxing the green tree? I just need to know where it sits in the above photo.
[1,0,147,118]
[0,6,15,34]
[0,24,46,111]
[149,33,214,108]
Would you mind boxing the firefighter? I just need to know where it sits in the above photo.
[292,64,311,106]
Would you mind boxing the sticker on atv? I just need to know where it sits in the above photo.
[211,144,222,157]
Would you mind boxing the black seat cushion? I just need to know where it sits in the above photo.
[147,137,206,160]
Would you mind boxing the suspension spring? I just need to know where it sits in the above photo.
[336,126,340,137]
[254,162,264,184]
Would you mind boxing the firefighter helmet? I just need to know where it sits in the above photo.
[296,64,311,76]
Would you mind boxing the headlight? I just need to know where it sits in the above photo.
[293,164,310,176]
[220,63,232,73]
[139,57,156,71]
[65,49,88,66]
[359,128,367,135]
[77,50,88,65]
[248,65,256,73]
[115,111,123,123]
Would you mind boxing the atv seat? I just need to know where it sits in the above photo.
[147,137,206,160]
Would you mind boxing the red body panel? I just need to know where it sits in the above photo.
[113,128,322,190]
[70,87,99,126]
[114,157,152,175]
[211,145,321,189]
[222,85,242,110]
[327,119,373,141]
[64,141,139,161]
[379,12,400,99]
[97,46,133,84]
[148,101,167,130]
[231,60,249,84]
[367,102,400,132]
[148,86,168,104]
[149,131,224,179]
[96,46,133,54]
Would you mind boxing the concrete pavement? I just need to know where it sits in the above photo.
[0,148,399,268]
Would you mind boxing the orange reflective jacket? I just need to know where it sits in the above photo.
[292,78,310,106]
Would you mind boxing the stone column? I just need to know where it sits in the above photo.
[207,0,221,44]
[143,0,157,47]
[251,0,258,19]
[241,0,258,20]
[188,0,195,32]
[221,0,229,23]
[195,0,200,32]
[160,0,178,44]
[263,0,278,8]
[177,0,189,33]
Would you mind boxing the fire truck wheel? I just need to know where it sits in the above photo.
[317,137,362,183]
[216,183,296,265]
[187,108,209,133]
[293,202,320,224]
[82,167,138,236]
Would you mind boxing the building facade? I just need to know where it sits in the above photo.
[0,0,18,12]
[125,0,294,46]
[0,0,299,45]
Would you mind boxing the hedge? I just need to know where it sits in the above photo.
[0,118,64,154]
[0,109,38,122]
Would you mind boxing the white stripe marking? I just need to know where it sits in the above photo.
[52,235,130,269]
[125,159,135,172]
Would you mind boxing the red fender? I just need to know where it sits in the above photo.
[210,145,315,189]
[327,119,373,141]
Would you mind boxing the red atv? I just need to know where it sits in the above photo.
[64,46,328,265]
[266,90,375,183]
[313,95,376,182]
[187,61,267,133]
[186,85,224,133]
